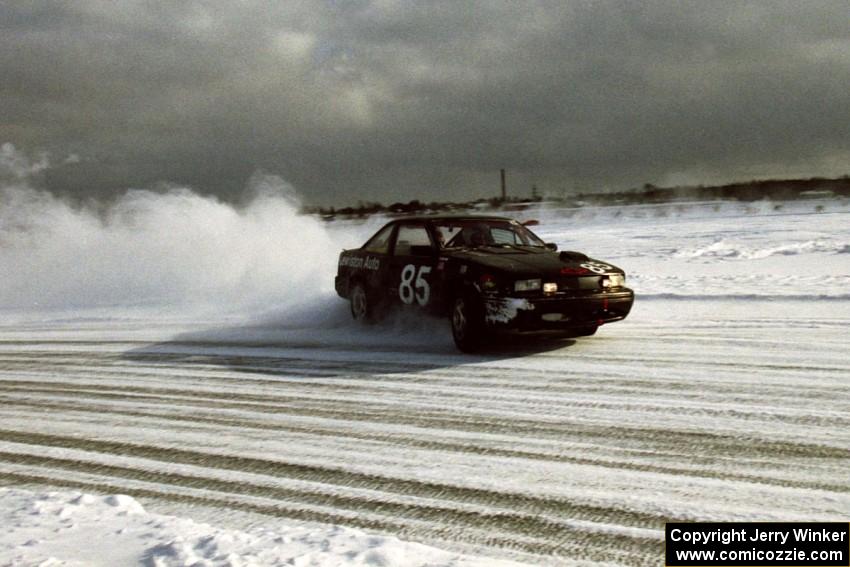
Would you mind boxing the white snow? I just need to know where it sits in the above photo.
[0,488,519,567]
[530,198,850,301]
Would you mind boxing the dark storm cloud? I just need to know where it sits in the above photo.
[2,1,849,204]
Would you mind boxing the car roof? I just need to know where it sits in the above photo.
[389,214,514,224]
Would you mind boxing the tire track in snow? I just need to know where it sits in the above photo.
[0,470,659,564]
[0,386,846,459]
[1,379,848,448]
[0,418,846,498]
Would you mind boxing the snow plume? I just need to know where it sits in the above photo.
[0,144,338,315]
[0,142,50,180]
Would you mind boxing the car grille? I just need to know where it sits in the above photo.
[558,275,601,290]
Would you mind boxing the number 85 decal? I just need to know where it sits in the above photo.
[580,261,612,274]
[399,264,432,306]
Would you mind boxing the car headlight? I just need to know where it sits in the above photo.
[514,278,541,292]
[602,274,625,288]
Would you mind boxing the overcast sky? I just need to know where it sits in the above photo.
[2,1,849,205]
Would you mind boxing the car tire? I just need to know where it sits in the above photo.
[350,282,375,323]
[451,294,485,352]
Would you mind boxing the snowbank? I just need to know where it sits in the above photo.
[0,488,523,567]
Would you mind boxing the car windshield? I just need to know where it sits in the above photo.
[434,220,546,248]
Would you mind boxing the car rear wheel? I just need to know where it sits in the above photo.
[350,283,373,323]
[451,294,485,352]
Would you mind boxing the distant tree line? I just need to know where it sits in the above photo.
[301,175,850,219]
[594,176,850,205]
[300,195,544,219]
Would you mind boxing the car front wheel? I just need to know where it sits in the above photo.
[451,294,485,352]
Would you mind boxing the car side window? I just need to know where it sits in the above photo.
[394,225,432,256]
[363,225,393,254]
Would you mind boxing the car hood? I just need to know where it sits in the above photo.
[444,246,624,276]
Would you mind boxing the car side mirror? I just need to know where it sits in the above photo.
[545,242,558,251]
[410,245,437,257]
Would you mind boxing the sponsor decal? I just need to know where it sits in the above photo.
[339,255,381,270]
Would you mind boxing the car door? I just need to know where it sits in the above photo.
[387,223,438,310]
[346,222,395,299]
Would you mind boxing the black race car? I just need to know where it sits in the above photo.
[335,215,634,352]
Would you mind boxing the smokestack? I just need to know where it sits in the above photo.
[500,169,506,201]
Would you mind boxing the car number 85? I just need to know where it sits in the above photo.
[400,264,431,306]
[580,261,612,274]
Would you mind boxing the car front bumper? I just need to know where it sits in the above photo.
[483,289,634,331]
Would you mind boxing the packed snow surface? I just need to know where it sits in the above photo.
[0,176,848,566]
[1,488,516,567]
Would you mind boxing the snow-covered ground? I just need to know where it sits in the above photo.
[1,488,516,567]
[1,189,848,566]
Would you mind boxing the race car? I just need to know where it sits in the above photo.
[334,215,634,352]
